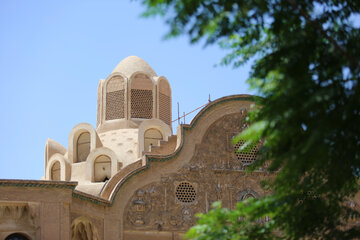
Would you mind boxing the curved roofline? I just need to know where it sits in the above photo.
[67,94,260,206]
[105,94,259,204]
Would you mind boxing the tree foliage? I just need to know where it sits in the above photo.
[140,0,360,239]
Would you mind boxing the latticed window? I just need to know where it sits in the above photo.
[233,138,262,166]
[106,77,125,120]
[131,89,153,118]
[131,74,153,119]
[158,79,171,125]
[175,182,196,204]
[77,132,90,162]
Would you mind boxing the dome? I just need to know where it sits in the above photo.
[112,56,157,78]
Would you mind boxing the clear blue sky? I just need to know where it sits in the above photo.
[0,0,252,179]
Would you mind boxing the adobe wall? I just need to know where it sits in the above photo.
[106,96,271,240]
[0,181,75,240]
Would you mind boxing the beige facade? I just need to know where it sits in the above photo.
[1,56,358,240]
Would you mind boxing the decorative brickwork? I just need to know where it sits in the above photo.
[175,182,196,203]
[233,139,263,166]
[159,93,171,125]
[105,77,125,120]
[124,112,268,232]
[106,90,125,120]
[131,89,153,119]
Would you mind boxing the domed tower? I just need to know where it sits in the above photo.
[44,56,173,190]
[97,56,172,131]
[96,56,172,158]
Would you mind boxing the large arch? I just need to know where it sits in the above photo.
[68,123,101,164]
[129,72,155,119]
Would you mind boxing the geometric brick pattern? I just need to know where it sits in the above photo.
[159,93,171,125]
[233,138,262,166]
[131,89,153,119]
[175,182,196,204]
[106,90,125,120]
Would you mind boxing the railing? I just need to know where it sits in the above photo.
[173,95,211,124]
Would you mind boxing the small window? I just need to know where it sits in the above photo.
[51,161,61,181]
[175,182,196,204]
[144,128,163,151]
[94,155,111,182]
[77,132,90,162]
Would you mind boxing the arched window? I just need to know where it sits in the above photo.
[131,74,153,119]
[5,233,30,240]
[158,78,171,125]
[237,189,258,202]
[106,76,125,120]
[76,132,90,162]
[71,216,99,240]
[51,161,61,181]
[144,128,163,152]
[94,155,111,182]
[243,193,255,199]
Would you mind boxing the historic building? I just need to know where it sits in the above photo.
[0,56,278,239]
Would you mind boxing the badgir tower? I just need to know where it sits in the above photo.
[1,56,359,240]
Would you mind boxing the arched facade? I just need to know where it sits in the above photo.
[0,57,309,240]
